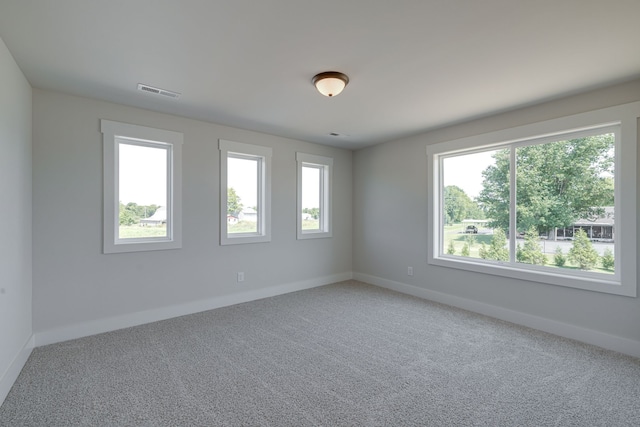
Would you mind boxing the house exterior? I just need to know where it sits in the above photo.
[139,206,166,227]
[239,208,257,222]
[554,207,614,242]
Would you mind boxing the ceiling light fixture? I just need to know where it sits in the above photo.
[312,71,349,97]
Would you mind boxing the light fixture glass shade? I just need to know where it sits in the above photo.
[313,72,349,97]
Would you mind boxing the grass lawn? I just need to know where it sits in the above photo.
[119,225,167,239]
[229,221,258,233]
[228,219,320,233]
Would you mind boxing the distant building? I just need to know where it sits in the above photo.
[554,207,614,242]
[139,206,166,227]
[239,208,257,222]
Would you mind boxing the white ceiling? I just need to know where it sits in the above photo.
[1,1,639,150]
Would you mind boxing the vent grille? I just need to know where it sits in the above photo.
[137,83,180,99]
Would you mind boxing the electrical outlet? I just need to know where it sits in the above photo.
[407,266,413,276]
[237,272,245,282]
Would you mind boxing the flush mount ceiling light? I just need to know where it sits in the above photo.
[312,71,349,97]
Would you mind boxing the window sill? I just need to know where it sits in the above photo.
[429,255,634,297]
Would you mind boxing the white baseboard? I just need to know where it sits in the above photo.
[35,272,353,347]
[0,334,34,406]
[354,272,640,359]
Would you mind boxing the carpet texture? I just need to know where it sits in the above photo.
[1,280,639,426]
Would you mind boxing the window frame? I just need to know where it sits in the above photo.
[219,139,272,245]
[426,102,639,297]
[296,152,333,240]
[101,119,183,254]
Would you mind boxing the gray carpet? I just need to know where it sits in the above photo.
[1,280,639,426]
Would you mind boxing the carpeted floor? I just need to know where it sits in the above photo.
[1,280,639,426]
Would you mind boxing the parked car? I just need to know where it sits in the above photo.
[465,225,478,234]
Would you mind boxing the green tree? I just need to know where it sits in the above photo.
[517,227,546,265]
[477,135,614,235]
[479,243,488,259]
[568,229,600,270]
[601,248,614,271]
[119,202,137,225]
[477,149,510,230]
[483,228,509,261]
[465,233,476,248]
[142,204,159,218]
[461,243,470,257]
[446,240,456,255]
[443,185,483,224]
[303,207,320,220]
[118,202,160,225]
[227,187,243,216]
[554,247,567,267]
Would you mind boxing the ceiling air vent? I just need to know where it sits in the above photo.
[137,83,180,99]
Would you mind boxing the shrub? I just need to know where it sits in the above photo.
[601,248,614,270]
[554,247,566,267]
[483,228,509,261]
[479,243,488,259]
[517,227,546,265]
[568,229,599,270]
[461,243,470,257]
[464,234,476,247]
[446,240,456,255]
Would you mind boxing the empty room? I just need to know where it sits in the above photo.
[1,1,639,425]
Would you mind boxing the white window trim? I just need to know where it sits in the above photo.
[426,102,639,297]
[101,119,183,254]
[219,139,272,245]
[296,152,333,240]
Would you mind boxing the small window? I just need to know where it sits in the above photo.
[297,153,333,239]
[102,120,183,254]
[220,139,272,245]
[427,102,639,297]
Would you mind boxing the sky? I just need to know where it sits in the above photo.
[442,150,497,199]
[118,143,167,206]
[228,157,258,208]
[301,166,320,209]
[228,157,321,210]
[116,143,330,212]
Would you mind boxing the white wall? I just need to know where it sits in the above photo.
[0,37,33,403]
[353,79,640,356]
[32,89,352,342]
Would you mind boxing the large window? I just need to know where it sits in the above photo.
[296,153,333,239]
[102,120,183,254]
[427,103,639,297]
[220,139,272,245]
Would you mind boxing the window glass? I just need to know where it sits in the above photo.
[513,134,614,273]
[219,139,272,245]
[296,153,333,239]
[442,149,507,261]
[440,131,615,275]
[301,165,322,231]
[227,155,260,234]
[118,141,168,239]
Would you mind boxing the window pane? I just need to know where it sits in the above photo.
[515,133,615,273]
[443,149,510,261]
[227,156,259,234]
[302,165,321,230]
[118,142,168,239]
